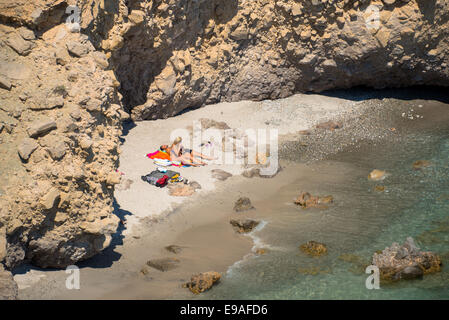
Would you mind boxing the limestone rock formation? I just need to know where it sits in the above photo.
[372,237,442,282]
[1,0,449,271]
[299,241,328,257]
[0,5,123,269]
[91,0,449,120]
[183,271,221,294]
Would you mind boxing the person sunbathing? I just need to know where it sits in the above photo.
[161,137,214,166]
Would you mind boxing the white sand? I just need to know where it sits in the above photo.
[115,93,364,234]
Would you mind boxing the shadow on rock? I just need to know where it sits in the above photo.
[76,199,132,269]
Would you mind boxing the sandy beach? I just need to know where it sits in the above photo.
[14,88,449,299]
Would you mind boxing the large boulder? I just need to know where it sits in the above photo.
[183,271,221,294]
[372,237,442,282]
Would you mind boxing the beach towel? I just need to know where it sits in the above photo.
[147,150,170,160]
[146,151,189,167]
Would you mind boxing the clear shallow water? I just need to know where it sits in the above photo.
[198,116,449,300]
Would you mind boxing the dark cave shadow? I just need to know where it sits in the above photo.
[314,86,449,104]
[118,120,137,144]
[416,0,437,23]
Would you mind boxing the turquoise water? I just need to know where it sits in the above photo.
[198,116,449,299]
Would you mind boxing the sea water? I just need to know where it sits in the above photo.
[197,107,449,300]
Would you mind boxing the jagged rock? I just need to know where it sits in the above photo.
[300,241,328,257]
[0,75,12,90]
[106,172,121,185]
[233,197,254,212]
[30,96,64,110]
[18,27,35,40]
[128,10,145,25]
[294,192,333,209]
[183,271,221,294]
[79,136,93,150]
[372,237,442,282]
[92,51,109,69]
[368,170,387,181]
[18,138,39,161]
[27,119,57,138]
[0,265,18,300]
[6,33,33,55]
[40,187,60,210]
[230,219,260,233]
[47,140,67,160]
[66,41,90,57]
[154,65,176,96]
[146,257,180,272]
[211,169,232,181]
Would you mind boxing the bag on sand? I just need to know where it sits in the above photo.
[141,171,165,186]
[142,170,181,187]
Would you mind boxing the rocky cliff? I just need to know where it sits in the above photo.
[0,0,448,274]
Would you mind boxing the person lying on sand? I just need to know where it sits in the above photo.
[160,137,214,166]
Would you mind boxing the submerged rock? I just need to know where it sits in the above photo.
[338,253,370,275]
[165,245,183,254]
[368,169,388,181]
[374,185,385,192]
[413,160,432,170]
[146,257,180,272]
[294,192,333,209]
[298,266,332,275]
[183,271,221,294]
[233,197,254,212]
[300,241,328,257]
[230,219,260,233]
[372,237,442,282]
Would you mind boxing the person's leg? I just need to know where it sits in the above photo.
[191,150,215,160]
[186,153,206,165]
[178,154,201,166]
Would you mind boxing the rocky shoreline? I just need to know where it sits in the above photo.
[12,88,449,299]
[1,0,449,296]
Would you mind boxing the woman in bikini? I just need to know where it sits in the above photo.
[160,137,214,166]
